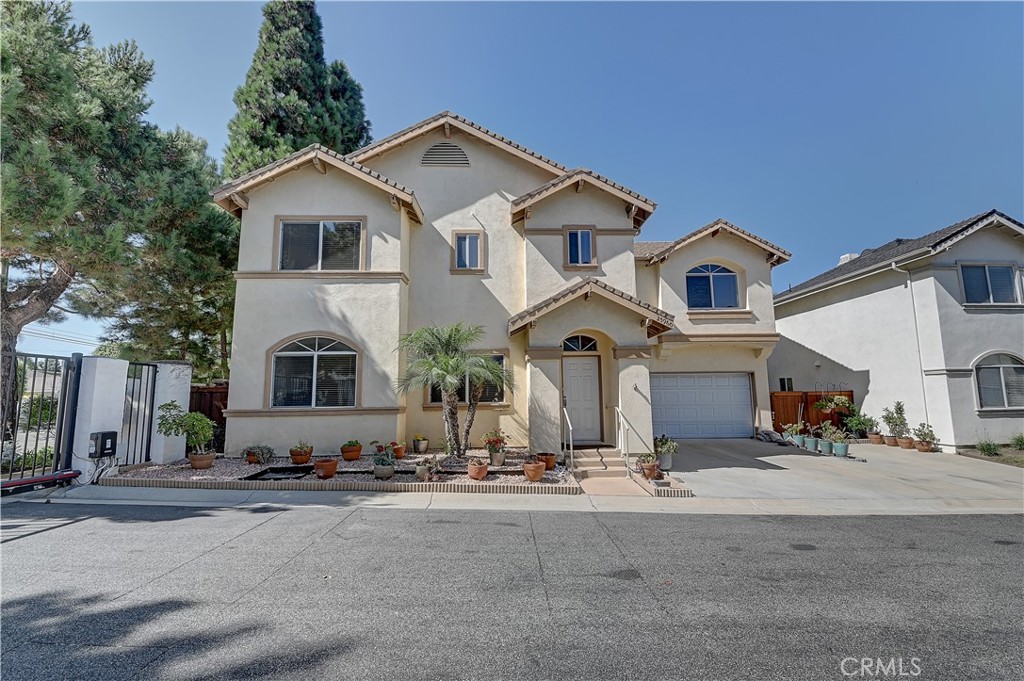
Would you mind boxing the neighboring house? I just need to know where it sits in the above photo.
[212,112,790,456]
[769,210,1024,449]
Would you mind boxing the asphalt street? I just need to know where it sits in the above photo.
[1,502,1021,680]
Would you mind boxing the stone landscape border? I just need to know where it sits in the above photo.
[97,475,584,495]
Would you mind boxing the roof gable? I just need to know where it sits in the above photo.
[644,219,791,267]
[775,209,1023,303]
[508,278,674,338]
[347,111,568,177]
[211,144,423,224]
[510,169,657,230]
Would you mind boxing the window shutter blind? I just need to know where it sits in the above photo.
[321,222,361,270]
[976,367,1005,408]
[987,267,1017,303]
[280,223,320,270]
[1005,367,1024,408]
[712,274,740,308]
[479,356,505,403]
[315,355,356,407]
[273,356,315,406]
[961,266,990,303]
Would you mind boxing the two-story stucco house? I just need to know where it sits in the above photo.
[212,112,790,459]
[769,210,1024,450]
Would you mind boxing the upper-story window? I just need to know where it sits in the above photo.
[451,231,484,272]
[566,228,595,267]
[686,264,739,309]
[272,336,357,408]
[421,142,470,167]
[975,353,1024,409]
[280,219,362,271]
[961,265,1018,304]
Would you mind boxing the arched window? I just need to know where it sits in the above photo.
[686,264,739,309]
[272,336,357,408]
[421,142,470,167]
[975,353,1024,409]
[562,335,598,352]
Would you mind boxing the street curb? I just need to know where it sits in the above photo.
[97,476,583,495]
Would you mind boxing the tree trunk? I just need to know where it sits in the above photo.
[442,390,461,457]
[219,327,229,379]
[1,322,21,445]
[461,382,484,457]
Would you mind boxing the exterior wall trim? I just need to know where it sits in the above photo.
[449,229,487,274]
[225,407,405,418]
[271,215,369,272]
[235,271,409,283]
[527,347,562,360]
[660,333,780,344]
[263,331,368,409]
[612,346,653,359]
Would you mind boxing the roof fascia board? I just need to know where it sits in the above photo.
[514,173,656,214]
[652,222,790,266]
[932,215,1024,251]
[774,249,932,306]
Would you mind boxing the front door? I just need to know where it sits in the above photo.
[562,356,601,443]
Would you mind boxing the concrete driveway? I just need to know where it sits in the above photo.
[669,439,1024,504]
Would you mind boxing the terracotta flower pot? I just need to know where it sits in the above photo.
[467,462,489,480]
[340,445,362,461]
[314,458,338,479]
[536,452,556,471]
[290,449,312,464]
[245,452,260,465]
[639,462,659,480]
[883,436,898,447]
[867,432,884,445]
[914,440,933,453]
[523,461,546,481]
[897,437,915,450]
[188,453,215,470]
[392,445,406,459]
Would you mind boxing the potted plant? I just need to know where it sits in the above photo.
[289,439,313,464]
[830,427,851,457]
[881,403,904,447]
[340,439,362,461]
[912,423,936,452]
[242,444,274,465]
[636,451,659,480]
[373,446,395,480]
[654,434,678,471]
[483,428,508,466]
[814,395,851,415]
[413,434,429,454]
[781,422,806,447]
[815,423,835,456]
[522,454,546,482]
[313,456,339,479]
[467,456,489,480]
[536,452,556,471]
[389,441,406,459]
[156,401,217,469]
[415,456,441,482]
[803,432,819,453]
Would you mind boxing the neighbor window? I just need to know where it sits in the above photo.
[566,229,594,266]
[429,355,505,404]
[975,353,1024,409]
[686,264,739,308]
[961,265,1018,304]
[779,377,794,391]
[272,336,357,408]
[280,220,361,271]
[453,232,483,271]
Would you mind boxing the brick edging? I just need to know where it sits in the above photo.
[97,476,583,495]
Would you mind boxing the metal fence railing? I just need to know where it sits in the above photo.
[119,362,158,466]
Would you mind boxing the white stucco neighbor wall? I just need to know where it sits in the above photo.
[149,361,193,464]
[71,357,129,484]
[770,224,1024,447]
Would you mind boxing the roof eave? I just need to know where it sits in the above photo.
[774,247,932,305]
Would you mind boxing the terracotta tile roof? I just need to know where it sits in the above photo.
[212,143,413,199]
[510,168,656,212]
[633,241,673,258]
[775,209,1023,302]
[644,219,791,265]
[508,277,674,338]
[347,111,569,174]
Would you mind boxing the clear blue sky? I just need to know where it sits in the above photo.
[21,1,1024,355]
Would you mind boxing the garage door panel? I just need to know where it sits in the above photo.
[651,373,753,439]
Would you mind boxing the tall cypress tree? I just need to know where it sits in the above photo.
[223,0,371,177]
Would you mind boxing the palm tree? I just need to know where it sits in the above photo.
[396,323,513,457]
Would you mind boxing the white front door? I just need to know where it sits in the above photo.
[562,356,601,443]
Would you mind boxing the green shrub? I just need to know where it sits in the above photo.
[156,401,215,455]
[1,447,55,473]
[19,395,59,429]
[976,440,1000,456]
[1010,433,1024,451]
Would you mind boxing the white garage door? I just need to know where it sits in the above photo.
[651,373,753,439]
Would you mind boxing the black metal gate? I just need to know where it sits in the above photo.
[120,362,157,466]
[1,352,82,483]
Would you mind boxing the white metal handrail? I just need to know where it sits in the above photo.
[614,407,655,481]
[561,407,575,470]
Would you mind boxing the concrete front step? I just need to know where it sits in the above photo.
[577,468,631,479]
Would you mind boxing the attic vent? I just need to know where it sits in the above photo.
[838,253,859,265]
[421,142,470,167]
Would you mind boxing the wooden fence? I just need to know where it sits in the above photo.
[770,390,855,433]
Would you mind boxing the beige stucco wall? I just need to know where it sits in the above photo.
[770,224,1024,447]
[655,232,777,335]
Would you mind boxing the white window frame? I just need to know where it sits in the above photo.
[959,263,1020,305]
[279,219,363,272]
[271,338,358,408]
[685,264,740,309]
[974,353,1024,410]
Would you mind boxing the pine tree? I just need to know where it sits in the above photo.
[223,0,371,177]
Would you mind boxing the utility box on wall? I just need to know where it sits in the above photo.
[89,431,118,458]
